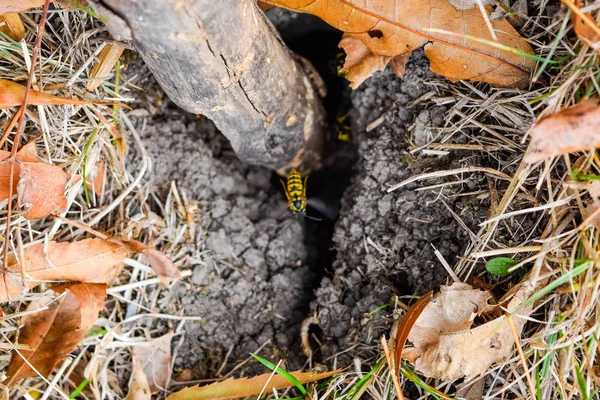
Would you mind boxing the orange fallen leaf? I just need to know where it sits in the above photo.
[1,238,130,299]
[4,282,106,387]
[570,0,600,49]
[17,161,70,220]
[167,368,341,400]
[0,79,92,109]
[524,99,600,163]
[126,359,152,400]
[0,140,42,202]
[339,34,392,88]
[0,0,86,14]
[264,0,535,88]
[0,0,46,13]
[0,13,26,41]
[132,332,174,393]
[389,53,412,79]
[112,238,180,285]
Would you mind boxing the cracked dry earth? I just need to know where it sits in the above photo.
[131,48,491,379]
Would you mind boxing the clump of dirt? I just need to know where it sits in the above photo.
[310,50,488,362]
[131,101,315,378]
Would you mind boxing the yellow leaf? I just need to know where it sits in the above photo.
[168,369,341,400]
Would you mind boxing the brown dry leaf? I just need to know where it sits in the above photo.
[167,369,342,400]
[585,181,600,227]
[524,99,600,163]
[1,238,130,299]
[0,13,26,41]
[125,359,152,400]
[112,238,180,285]
[264,0,535,88]
[393,290,433,370]
[0,140,42,202]
[132,332,174,393]
[389,53,412,78]
[4,283,106,387]
[0,0,46,13]
[572,0,600,49]
[404,281,537,381]
[87,42,126,91]
[339,34,391,89]
[0,79,122,109]
[0,0,85,13]
[17,161,69,219]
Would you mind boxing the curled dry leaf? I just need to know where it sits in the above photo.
[4,283,106,387]
[404,280,539,381]
[264,0,535,88]
[1,238,130,299]
[87,42,126,91]
[0,13,26,41]
[0,79,91,109]
[17,161,69,219]
[112,237,180,285]
[0,140,41,202]
[524,99,600,163]
[132,332,174,393]
[167,369,342,400]
[339,34,392,89]
[572,0,600,49]
[125,358,152,400]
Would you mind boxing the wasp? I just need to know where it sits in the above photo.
[335,113,351,142]
[281,169,321,221]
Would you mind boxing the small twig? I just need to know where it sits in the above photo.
[381,336,404,400]
[507,314,536,400]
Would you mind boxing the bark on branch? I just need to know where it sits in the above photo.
[90,0,325,173]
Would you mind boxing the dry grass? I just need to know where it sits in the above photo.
[0,6,197,399]
[321,2,600,400]
[1,1,599,399]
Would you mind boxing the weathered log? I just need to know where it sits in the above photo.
[90,0,325,174]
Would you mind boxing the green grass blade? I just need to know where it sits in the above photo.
[69,378,89,399]
[251,353,307,395]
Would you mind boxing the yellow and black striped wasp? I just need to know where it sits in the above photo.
[335,113,351,142]
[281,169,321,221]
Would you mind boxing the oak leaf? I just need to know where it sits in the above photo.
[167,369,341,400]
[4,282,106,387]
[403,280,538,381]
[264,0,535,88]
[17,161,70,219]
[524,99,600,163]
[132,332,174,393]
[1,238,130,299]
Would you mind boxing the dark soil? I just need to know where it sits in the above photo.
[128,11,489,382]
[309,51,487,363]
